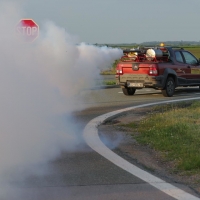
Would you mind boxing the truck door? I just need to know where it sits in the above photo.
[174,51,190,84]
[181,51,200,82]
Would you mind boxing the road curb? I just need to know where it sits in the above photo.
[83,97,200,200]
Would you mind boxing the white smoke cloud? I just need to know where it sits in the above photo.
[0,0,123,193]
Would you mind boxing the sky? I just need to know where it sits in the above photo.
[5,0,200,44]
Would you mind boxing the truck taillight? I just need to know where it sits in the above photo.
[116,64,123,75]
[116,69,123,75]
[149,65,158,76]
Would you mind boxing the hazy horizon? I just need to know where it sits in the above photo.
[7,0,200,44]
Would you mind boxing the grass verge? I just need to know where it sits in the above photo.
[184,47,200,58]
[100,59,120,75]
[103,80,116,85]
[126,101,200,174]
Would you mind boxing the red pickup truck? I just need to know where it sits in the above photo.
[116,46,200,97]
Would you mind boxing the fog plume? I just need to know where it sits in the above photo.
[0,0,123,194]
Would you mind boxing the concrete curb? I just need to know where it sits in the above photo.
[84,97,200,200]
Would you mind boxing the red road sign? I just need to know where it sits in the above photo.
[16,19,39,42]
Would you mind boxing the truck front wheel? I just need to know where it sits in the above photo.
[161,77,175,97]
[122,87,136,96]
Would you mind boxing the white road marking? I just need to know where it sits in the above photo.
[83,97,200,200]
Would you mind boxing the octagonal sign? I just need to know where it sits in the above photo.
[16,19,39,42]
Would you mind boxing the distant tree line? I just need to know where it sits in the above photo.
[95,41,200,48]
[140,41,200,47]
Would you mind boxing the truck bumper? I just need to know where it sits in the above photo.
[116,74,164,89]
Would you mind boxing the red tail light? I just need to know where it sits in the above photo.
[149,65,158,76]
[116,64,123,75]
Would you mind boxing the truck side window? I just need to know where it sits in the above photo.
[182,51,198,65]
[175,51,184,63]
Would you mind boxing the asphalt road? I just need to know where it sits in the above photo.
[4,87,200,200]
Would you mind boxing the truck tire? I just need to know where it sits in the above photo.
[161,77,175,97]
[122,87,136,96]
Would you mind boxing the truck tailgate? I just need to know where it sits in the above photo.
[119,63,156,74]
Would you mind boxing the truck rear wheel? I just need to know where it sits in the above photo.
[161,77,175,97]
[122,87,136,96]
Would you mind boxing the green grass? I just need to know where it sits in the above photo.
[103,80,116,85]
[100,59,120,75]
[127,101,200,173]
[94,79,116,86]
[184,47,200,58]
[100,69,116,75]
